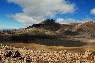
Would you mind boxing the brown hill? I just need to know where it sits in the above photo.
[17,20,95,38]
[74,21,95,37]
[1,19,95,38]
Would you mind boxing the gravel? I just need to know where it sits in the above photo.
[0,45,95,63]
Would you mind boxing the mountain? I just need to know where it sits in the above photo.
[27,19,61,31]
[9,19,95,37]
[74,21,95,37]
[0,19,95,39]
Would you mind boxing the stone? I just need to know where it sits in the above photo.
[12,51,21,58]
[4,50,12,57]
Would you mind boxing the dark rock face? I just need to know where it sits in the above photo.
[4,50,13,57]
[0,55,2,61]
[12,51,21,58]
[28,19,61,31]
[4,50,21,58]
[32,24,44,28]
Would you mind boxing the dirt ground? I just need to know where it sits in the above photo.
[1,42,95,53]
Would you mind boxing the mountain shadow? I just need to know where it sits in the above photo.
[10,34,86,47]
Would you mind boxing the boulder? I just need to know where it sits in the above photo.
[12,51,21,58]
[4,50,12,57]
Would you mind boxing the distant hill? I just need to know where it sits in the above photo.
[24,19,95,38]
[0,19,95,38]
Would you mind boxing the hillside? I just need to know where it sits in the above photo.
[0,19,95,38]
[74,21,95,37]
[0,19,95,47]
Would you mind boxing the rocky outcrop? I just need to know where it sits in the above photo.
[27,19,61,31]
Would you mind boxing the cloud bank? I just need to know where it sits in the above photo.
[56,18,95,24]
[8,0,76,26]
[56,18,81,24]
[91,8,95,15]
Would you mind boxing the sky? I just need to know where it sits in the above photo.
[0,0,95,29]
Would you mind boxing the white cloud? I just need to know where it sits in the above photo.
[8,0,76,25]
[56,17,95,24]
[11,14,43,26]
[82,18,95,23]
[91,8,95,15]
[56,18,81,24]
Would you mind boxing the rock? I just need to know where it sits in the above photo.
[12,51,21,58]
[25,56,32,63]
[4,50,12,57]
[90,51,95,56]
[0,55,2,61]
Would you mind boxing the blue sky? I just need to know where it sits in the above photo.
[55,0,95,20]
[0,0,24,29]
[0,0,95,29]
